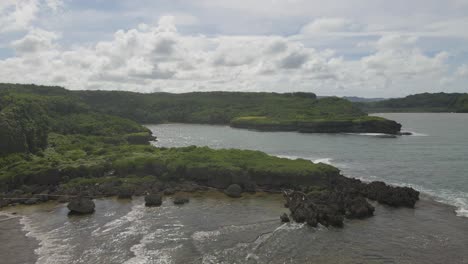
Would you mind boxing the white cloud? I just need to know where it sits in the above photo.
[1,1,468,97]
[0,0,39,33]
[0,16,461,98]
[11,28,59,54]
[301,18,362,35]
[45,0,63,11]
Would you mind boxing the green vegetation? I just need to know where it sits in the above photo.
[0,83,341,192]
[357,92,468,113]
[0,133,339,191]
[0,83,401,134]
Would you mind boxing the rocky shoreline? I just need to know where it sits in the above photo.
[1,174,419,228]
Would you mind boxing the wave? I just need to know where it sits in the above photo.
[275,154,334,165]
[405,131,429,137]
[20,215,73,264]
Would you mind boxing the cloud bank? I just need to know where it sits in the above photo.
[0,0,467,97]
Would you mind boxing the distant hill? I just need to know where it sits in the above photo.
[318,96,385,103]
[356,93,468,113]
[0,83,402,136]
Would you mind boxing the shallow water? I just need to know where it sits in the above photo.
[4,193,468,264]
[2,113,468,264]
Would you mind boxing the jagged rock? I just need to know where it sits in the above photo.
[284,189,374,228]
[173,196,189,205]
[145,193,162,207]
[344,196,375,219]
[364,181,419,208]
[224,184,242,198]
[67,197,95,214]
[280,213,290,223]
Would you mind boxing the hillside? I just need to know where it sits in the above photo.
[357,93,468,113]
[0,83,402,134]
[0,84,340,191]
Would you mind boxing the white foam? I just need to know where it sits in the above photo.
[313,158,333,165]
[20,216,73,264]
[92,203,144,236]
[192,230,221,242]
[406,131,429,137]
[274,222,305,232]
[275,154,334,165]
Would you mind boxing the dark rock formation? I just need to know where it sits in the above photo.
[173,196,189,205]
[145,193,162,207]
[398,132,413,136]
[67,197,95,214]
[224,184,242,198]
[284,189,375,228]
[280,213,290,223]
[364,181,419,208]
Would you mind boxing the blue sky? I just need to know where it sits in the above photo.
[1,0,468,97]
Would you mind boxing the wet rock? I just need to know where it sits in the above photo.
[364,181,419,208]
[398,132,413,136]
[224,184,242,198]
[280,213,290,223]
[344,196,375,219]
[284,189,373,228]
[67,197,95,214]
[173,196,189,205]
[145,193,162,207]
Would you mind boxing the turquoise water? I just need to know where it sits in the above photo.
[148,113,468,217]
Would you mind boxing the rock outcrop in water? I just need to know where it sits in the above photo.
[363,181,420,208]
[145,193,162,207]
[173,195,189,205]
[224,184,242,198]
[284,189,375,228]
[280,213,290,223]
[284,177,420,227]
[67,197,95,214]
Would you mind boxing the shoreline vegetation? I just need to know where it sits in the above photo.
[0,83,402,134]
[356,92,468,113]
[0,83,418,228]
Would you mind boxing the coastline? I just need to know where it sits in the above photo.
[0,212,38,264]
[1,193,467,264]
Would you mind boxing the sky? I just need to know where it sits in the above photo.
[1,0,468,97]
